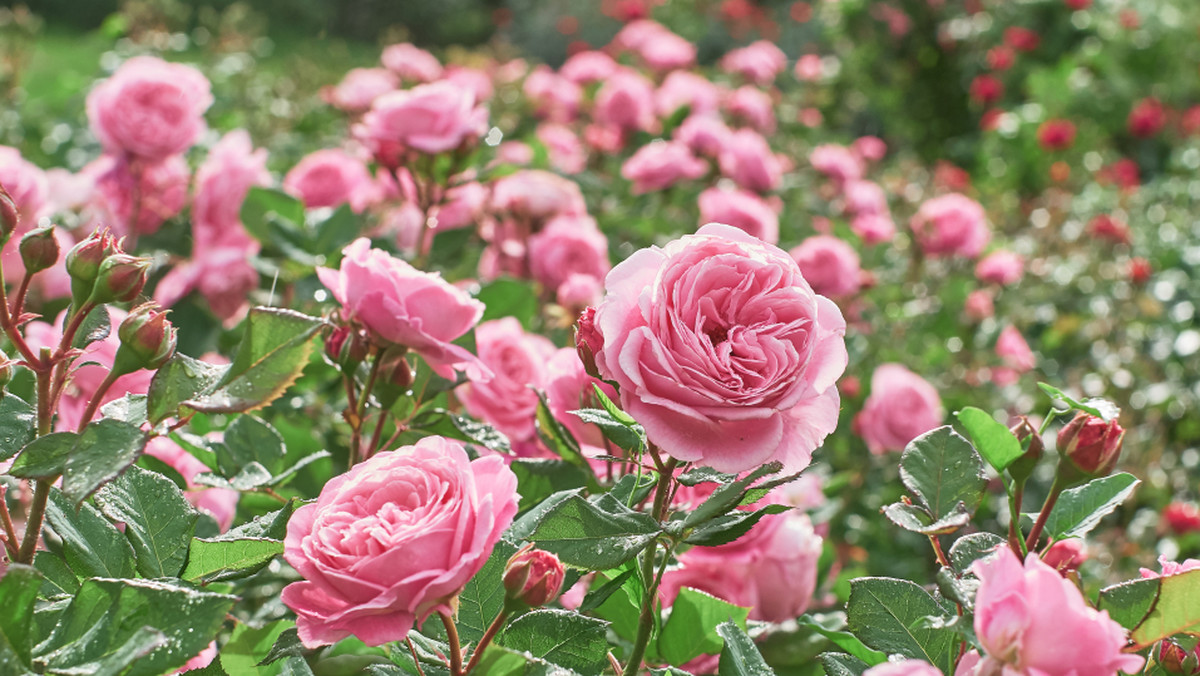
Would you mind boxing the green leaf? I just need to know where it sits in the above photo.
[8,433,77,479]
[579,569,636,613]
[1036,383,1119,421]
[147,354,230,425]
[471,644,581,676]
[796,613,886,666]
[1098,577,1159,631]
[899,427,987,521]
[195,462,273,491]
[569,409,645,454]
[590,563,643,642]
[1038,472,1140,540]
[608,472,657,507]
[0,394,36,461]
[685,504,790,546]
[182,537,284,584]
[410,409,511,455]
[511,459,590,513]
[659,588,750,666]
[184,308,324,414]
[312,204,360,254]
[99,394,149,427]
[499,609,610,676]
[222,415,286,472]
[71,304,111,349]
[256,627,303,667]
[955,407,1023,472]
[220,620,293,676]
[948,533,1006,575]
[61,419,147,504]
[0,564,42,668]
[456,539,519,645]
[506,489,581,543]
[43,488,136,579]
[676,467,737,487]
[1131,569,1200,648]
[882,502,972,536]
[34,551,79,596]
[535,395,600,493]
[845,577,959,673]
[529,494,662,570]
[818,653,870,676]
[591,384,636,426]
[241,187,305,246]
[94,465,198,578]
[221,499,297,540]
[683,463,783,528]
[716,621,772,676]
[81,626,169,676]
[477,278,539,331]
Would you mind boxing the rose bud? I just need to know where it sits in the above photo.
[325,325,369,370]
[1057,412,1124,479]
[89,253,150,304]
[1007,416,1044,482]
[114,303,177,373]
[574,306,603,379]
[66,229,120,304]
[381,349,414,390]
[0,183,19,243]
[503,546,565,609]
[1164,502,1200,535]
[19,225,61,275]
[1042,538,1087,575]
[1158,640,1200,676]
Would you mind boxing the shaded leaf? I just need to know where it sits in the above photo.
[43,488,136,579]
[499,609,610,676]
[0,394,37,461]
[845,577,958,673]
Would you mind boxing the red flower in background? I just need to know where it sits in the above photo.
[1128,98,1167,138]
[1181,105,1200,135]
[1164,502,1200,535]
[970,74,1004,105]
[1129,257,1152,284]
[1004,26,1041,52]
[1088,214,1131,245]
[1064,0,1092,9]
[1099,158,1141,191]
[1037,119,1077,151]
[987,45,1015,71]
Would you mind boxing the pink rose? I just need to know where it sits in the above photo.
[559,50,619,84]
[444,66,494,104]
[621,140,708,194]
[556,273,602,311]
[853,136,888,162]
[964,289,994,320]
[726,85,776,134]
[996,325,1035,373]
[362,81,487,156]
[966,550,1144,676]
[430,180,487,231]
[1042,538,1087,574]
[84,153,189,237]
[975,250,1024,286]
[910,193,990,258]
[536,123,587,175]
[720,40,787,85]
[854,364,943,454]
[719,129,783,193]
[145,437,239,532]
[794,54,823,81]
[284,149,377,213]
[496,141,534,166]
[0,146,49,223]
[191,130,270,246]
[317,238,488,380]
[1140,556,1200,579]
[789,235,863,298]
[634,28,697,71]
[528,215,611,296]
[656,71,724,119]
[545,347,619,454]
[864,661,942,676]
[674,115,733,158]
[843,180,888,216]
[323,68,397,113]
[459,318,556,442]
[491,170,587,222]
[155,246,259,326]
[809,144,865,184]
[380,43,443,83]
[698,187,779,244]
[523,66,582,123]
[594,70,658,135]
[175,642,217,673]
[86,56,212,162]
[282,436,518,647]
[611,19,671,52]
[851,213,896,245]
[593,223,847,472]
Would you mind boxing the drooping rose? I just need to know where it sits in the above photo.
[854,364,943,454]
[283,149,376,213]
[282,436,518,647]
[789,235,863,299]
[909,193,990,258]
[697,187,779,244]
[620,140,708,194]
[593,223,847,472]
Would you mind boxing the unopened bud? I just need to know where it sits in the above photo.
[1057,412,1124,480]
[0,183,19,243]
[66,229,120,305]
[1042,539,1087,575]
[1158,640,1200,676]
[503,545,565,610]
[382,350,413,390]
[325,325,369,370]
[89,254,150,304]
[575,306,603,379]
[1006,416,1044,483]
[0,348,12,391]
[114,303,177,372]
[19,225,60,274]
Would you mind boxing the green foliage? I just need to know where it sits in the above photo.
[42,488,136,580]
[0,564,42,671]
[658,588,750,666]
[715,622,773,676]
[0,394,36,461]
[455,539,518,645]
[499,609,610,676]
[182,538,284,584]
[94,466,199,578]
[845,577,959,674]
[955,407,1023,472]
[529,494,662,570]
[1130,569,1200,648]
[1026,472,1140,541]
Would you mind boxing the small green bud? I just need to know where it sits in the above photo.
[19,225,60,274]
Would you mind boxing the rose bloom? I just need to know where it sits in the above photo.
[851,213,897,245]
[987,45,1015,71]
[191,130,269,241]
[1164,502,1200,535]
[720,40,787,85]
[523,66,582,123]
[610,18,670,52]
[1099,158,1140,192]
[726,85,776,134]
[854,364,943,454]
[1042,538,1087,574]
[1140,556,1200,579]
[864,661,942,676]
[282,436,518,647]
[621,141,708,194]
[1037,119,1077,151]
[536,123,587,175]
[809,144,864,184]
[459,318,557,442]
[145,436,239,532]
[593,223,847,472]
[961,550,1144,676]
[317,238,488,380]
[444,66,494,104]
[964,289,995,321]
[380,42,443,82]
[843,179,888,216]
[491,169,587,222]
[719,129,783,193]
[156,246,259,327]
[283,149,376,213]
[594,70,658,134]
[0,145,49,223]
[969,75,1005,106]
[559,50,618,84]
[556,273,602,311]
[698,186,779,244]
[1127,97,1166,138]
[635,28,697,71]
[1181,105,1200,136]
[794,53,823,81]
[656,71,724,118]
[528,215,611,295]
[86,56,212,162]
[674,114,733,158]
[996,325,1036,373]
[1065,0,1092,8]
[496,141,534,166]
[852,136,887,162]
[362,81,487,156]
[84,153,190,237]
[789,235,863,299]
[975,250,1024,286]
[323,68,397,113]
[545,347,619,456]
[1004,26,1041,52]
[909,193,990,258]
[1088,214,1131,245]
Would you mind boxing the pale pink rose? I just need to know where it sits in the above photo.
[611,19,670,51]
[842,179,888,216]
[191,130,270,248]
[555,273,603,311]
[536,123,587,174]
[559,50,618,84]
[361,81,487,156]
[523,66,582,123]
[443,66,494,103]
[0,145,49,223]
[84,153,189,237]
[376,203,425,255]
[809,144,865,184]
[86,56,212,161]
[317,238,488,380]
[656,71,724,118]
[496,141,534,166]
[789,235,863,298]
[966,550,1145,676]
[996,325,1035,373]
[698,187,779,244]
[674,115,732,158]
[719,129,783,193]
[323,68,397,113]
[720,40,787,85]
[635,28,697,71]
[284,149,376,213]
[175,642,217,673]
[621,140,708,194]
[854,364,943,454]
[726,85,776,134]
[964,289,995,320]
[380,43,443,83]
[282,436,518,647]
[794,54,824,81]
[431,180,487,231]
[44,168,95,214]
[864,660,941,676]
[975,250,1024,286]
[155,246,259,326]
[459,318,556,442]
[594,70,658,134]
[853,136,888,162]
[910,193,990,258]
[491,170,587,222]
[851,213,896,245]
[145,437,239,531]
[1139,556,1200,579]
[545,347,620,453]
[528,215,611,295]
[798,107,824,128]
[593,223,847,472]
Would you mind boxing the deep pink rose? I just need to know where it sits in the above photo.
[864,661,942,676]
[719,40,787,85]
[789,235,863,298]
[459,318,556,442]
[910,193,990,258]
[523,66,582,123]
[282,436,518,647]
[726,85,776,134]
[380,43,443,83]
[145,437,239,532]
[284,149,376,213]
[594,70,658,134]
[996,325,1035,373]
[975,250,1024,286]
[317,238,488,380]
[854,364,943,454]
[1042,538,1087,574]
[719,129,783,193]
[593,223,847,472]
[964,289,995,320]
[809,144,865,184]
[191,130,269,247]
[528,215,611,295]
[675,115,733,158]
[621,140,708,194]
[559,50,619,84]
[698,187,779,244]
[86,56,212,162]
[84,154,190,237]
[851,213,896,245]
[656,71,724,119]
[966,550,1144,676]
[362,81,487,156]
[491,170,587,222]
[323,68,397,113]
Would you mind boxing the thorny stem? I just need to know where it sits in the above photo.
[0,487,20,560]
[1025,476,1067,552]
[348,353,385,468]
[929,535,951,569]
[623,455,680,676]
[463,609,509,674]
[10,270,31,320]
[439,611,464,676]
[0,255,40,366]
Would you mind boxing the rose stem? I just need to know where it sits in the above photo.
[438,612,464,676]
[0,486,20,560]
[9,268,32,319]
[405,638,428,676]
[623,454,679,676]
[1024,476,1066,552]
[1007,480,1027,557]
[463,609,509,674]
[76,368,122,434]
[17,346,56,564]
[349,353,385,467]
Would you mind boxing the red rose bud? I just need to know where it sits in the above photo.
[325,325,369,369]
[19,225,60,274]
[1164,502,1200,535]
[575,306,603,379]
[1042,538,1087,575]
[1058,412,1124,478]
[1007,416,1045,482]
[0,183,19,244]
[1158,640,1200,676]
[114,303,177,372]
[503,546,565,609]
[89,253,150,304]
